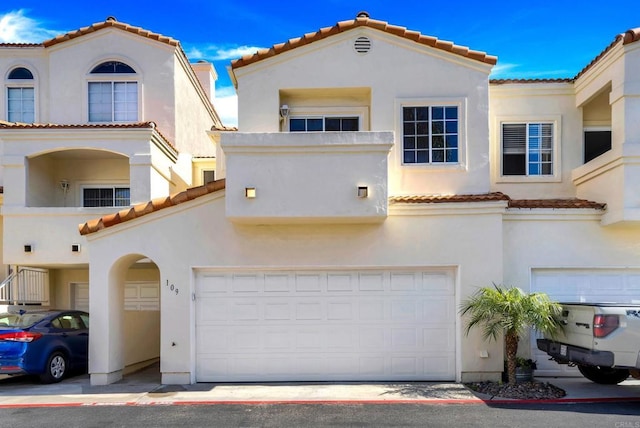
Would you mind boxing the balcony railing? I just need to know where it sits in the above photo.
[0,267,49,305]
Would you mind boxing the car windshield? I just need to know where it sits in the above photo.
[0,312,48,328]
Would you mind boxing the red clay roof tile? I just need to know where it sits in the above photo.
[389,193,510,204]
[508,199,606,210]
[79,179,226,235]
[231,13,497,69]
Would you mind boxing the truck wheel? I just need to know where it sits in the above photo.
[577,365,630,385]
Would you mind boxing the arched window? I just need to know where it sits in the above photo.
[8,67,34,80]
[88,61,138,122]
[6,67,35,123]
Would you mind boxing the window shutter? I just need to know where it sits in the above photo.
[502,124,526,154]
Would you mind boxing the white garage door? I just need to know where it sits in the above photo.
[195,269,456,382]
[531,268,640,376]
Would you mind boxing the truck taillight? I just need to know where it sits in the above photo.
[593,314,619,338]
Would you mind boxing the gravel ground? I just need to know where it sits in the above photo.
[465,380,566,400]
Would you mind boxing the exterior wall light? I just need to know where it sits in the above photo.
[245,187,257,198]
[279,104,290,118]
[71,244,81,253]
[357,186,369,198]
[24,244,33,253]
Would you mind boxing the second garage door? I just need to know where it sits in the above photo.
[195,269,456,382]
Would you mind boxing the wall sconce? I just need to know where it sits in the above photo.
[279,104,290,119]
[60,179,70,192]
[245,187,256,199]
[71,244,81,253]
[24,244,33,253]
[357,186,369,198]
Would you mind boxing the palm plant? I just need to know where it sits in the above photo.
[460,284,562,385]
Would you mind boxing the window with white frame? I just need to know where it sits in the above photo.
[7,67,35,123]
[203,169,215,184]
[502,122,553,176]
[88,61,138,122]
[82,186,130,207]
[402,106,458,164]
[289,116,359,132]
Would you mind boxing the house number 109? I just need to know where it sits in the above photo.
[165,280,179,295]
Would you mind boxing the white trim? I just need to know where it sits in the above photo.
[494,114,562,183]
[395,97,467,170]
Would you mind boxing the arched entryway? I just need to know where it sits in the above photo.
[88,253,161,385]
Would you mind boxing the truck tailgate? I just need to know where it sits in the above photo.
[557,304,595,349]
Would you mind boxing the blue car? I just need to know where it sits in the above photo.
[0,310,89,383]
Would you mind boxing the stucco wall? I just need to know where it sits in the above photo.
[86,194,506,383]
[233,27,493,197]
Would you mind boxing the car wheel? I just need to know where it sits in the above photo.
[40,351,67,384]
[577,364,630,385]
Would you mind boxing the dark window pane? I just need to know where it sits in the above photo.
[446,135,458,148]
[432,121,444,134]
[432,135,444,148]
[416,150,428,163]
[503,153,526,175]
[8,67,33,79]
[445,106,457,119]
[289,118,306,132]
[404,137,415,149]
[445,121,457,133]
[432,107,444,120]
[341,118,359,131]
[432,150,444,162]
[404,151,416,163]
[325,118,340,131]
[446,149,458,163]
[416,122,428,135]
[417,136,428,149]
[404,122,416,135]
[403,107,415,121]
[307,118,323,131]
[416,107,429,121]
[91,61,136,74]
[584,131,611,163]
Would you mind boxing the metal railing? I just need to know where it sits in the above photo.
[0,267,49,305]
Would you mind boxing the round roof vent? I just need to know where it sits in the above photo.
[354,36,372,54]
[356,11,370,19]
[106,16,117,22]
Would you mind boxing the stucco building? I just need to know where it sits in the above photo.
[2,13,640,385]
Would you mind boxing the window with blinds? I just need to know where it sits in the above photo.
[502,122,553,176]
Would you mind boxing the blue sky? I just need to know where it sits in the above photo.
[1,0,638,126]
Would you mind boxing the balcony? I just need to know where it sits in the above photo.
[220,131,394,224]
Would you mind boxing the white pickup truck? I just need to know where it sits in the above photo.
[537,303,640,384]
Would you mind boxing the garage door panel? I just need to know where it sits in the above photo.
[196,269,456,382]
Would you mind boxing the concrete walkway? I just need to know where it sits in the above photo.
[0,366,639,407]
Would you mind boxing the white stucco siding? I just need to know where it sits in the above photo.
[233,28,493,197]
[503,212,640,291]
[46,30,177,132]
[489,84,581,199]
[0,48,49,122]
[86,195,506,383]
[173,57,217,157]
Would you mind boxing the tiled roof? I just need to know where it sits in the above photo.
[212,124,238,131]
[42,16,179,48]
[0,43,42,47]
[508,199,606,210]
[80,188,606,236]
[231,12,497,69]
[390,193,606,210]
[0,120,177,155]
[490,78,573,85]
[79,179,226,235]
[389,192,510,204]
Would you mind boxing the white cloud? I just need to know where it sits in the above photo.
[185,44,265,61]
[0,9,60,43]
[214,86,238,127]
